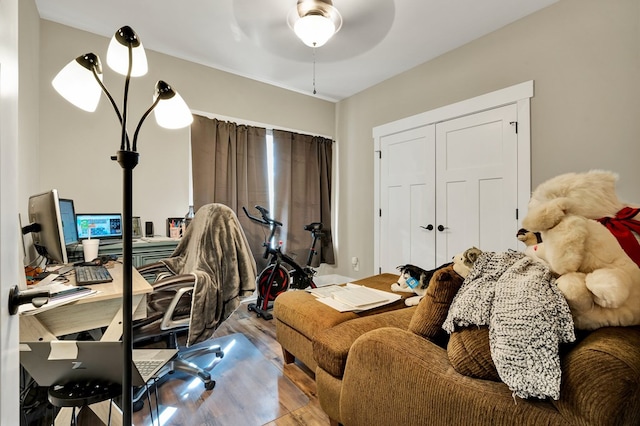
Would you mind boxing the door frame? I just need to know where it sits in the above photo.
[373,80,533,274]
[1,0,21,422]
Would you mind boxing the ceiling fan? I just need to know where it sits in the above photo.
[231,0,395,62]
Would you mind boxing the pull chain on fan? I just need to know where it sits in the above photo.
[312,47,317,95]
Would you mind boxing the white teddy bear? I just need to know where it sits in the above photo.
[522,170,640,330]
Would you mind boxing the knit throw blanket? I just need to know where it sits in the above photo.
[442,251,575,400]
[162,204,257,346]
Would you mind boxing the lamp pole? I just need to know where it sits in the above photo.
[116,149,138,424]
[51,26,192,424]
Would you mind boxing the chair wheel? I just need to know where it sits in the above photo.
[133,399,145,412]
[205,380,216,390]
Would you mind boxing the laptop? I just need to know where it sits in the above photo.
[20,341,177,387]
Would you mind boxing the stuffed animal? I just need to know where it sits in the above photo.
[517,228,547,265]
[452,247,483,278]
[522,170,640,330]
[391,263,452,306]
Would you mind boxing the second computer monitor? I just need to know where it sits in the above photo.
[58,198,78,245]
[76,213,123,240]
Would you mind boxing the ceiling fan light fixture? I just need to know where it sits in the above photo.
[288,0,342,47]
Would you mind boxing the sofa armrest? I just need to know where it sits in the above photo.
[552,326,640,425]
[340,328,565,426]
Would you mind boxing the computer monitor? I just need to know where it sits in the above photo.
[76,213,123,240]
[59,198,78,246]
[24,189,69,264]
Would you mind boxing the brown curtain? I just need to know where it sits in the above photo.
[190,115,270,271]
[271,129,335,267]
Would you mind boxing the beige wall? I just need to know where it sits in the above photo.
[37,20,335,242]
[29,0,640,279]
[333,0,640,277]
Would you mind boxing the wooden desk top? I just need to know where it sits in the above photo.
[20,262,153,341]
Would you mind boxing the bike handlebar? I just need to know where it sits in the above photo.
[243,205,283,227]
[243,206,323,239]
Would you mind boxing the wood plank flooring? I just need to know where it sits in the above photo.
[132,298,331,426]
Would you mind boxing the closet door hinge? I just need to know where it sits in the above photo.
[375,150,381,159]
[509,121,518,134]
[379,209,382,217]
[516,208,519,220]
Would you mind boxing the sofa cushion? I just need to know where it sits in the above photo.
[313,307,416,377]
[447,326,500,381]
[407,264,464,346]
[274,273,407,341]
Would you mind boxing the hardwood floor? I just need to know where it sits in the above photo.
[132,298,331,425]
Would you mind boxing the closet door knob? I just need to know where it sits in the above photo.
[420,224,434,231]
[437,225,448,232]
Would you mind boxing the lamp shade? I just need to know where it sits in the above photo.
[52,53,103,112]
[153,81,193,129]
[288,0,342,47]
[106,26,148,77]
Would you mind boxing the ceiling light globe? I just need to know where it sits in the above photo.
[294,15,336,47]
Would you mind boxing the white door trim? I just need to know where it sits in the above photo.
[373,80,533,274]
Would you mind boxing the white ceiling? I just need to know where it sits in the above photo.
[35,0,558,102]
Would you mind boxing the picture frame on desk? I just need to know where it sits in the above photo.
[132,216,142,239]
[166,217,184,238]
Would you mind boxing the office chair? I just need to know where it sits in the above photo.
[132,203,257,407]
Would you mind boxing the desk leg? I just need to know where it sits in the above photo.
[55,401,123,426]
[100,294,145,341]
[19,315,57,342]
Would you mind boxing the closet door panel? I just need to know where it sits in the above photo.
[379,125,435,273]
[435,104,518,265]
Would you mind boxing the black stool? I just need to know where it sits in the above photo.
[48,380,120,426]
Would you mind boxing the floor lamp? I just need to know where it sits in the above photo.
[52,25,193,423]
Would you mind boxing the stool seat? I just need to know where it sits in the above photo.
[48,380,121,408]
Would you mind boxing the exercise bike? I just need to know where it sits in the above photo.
[243,205,323,320]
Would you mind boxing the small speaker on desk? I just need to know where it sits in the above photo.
[145,221,154,237]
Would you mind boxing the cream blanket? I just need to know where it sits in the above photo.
[443,251,575,400]
[161,204,257,346]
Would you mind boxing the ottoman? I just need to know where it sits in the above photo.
[273,273,410,372]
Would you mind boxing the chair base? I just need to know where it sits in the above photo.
[133,344,224,411]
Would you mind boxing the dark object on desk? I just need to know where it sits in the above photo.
[74,265,113,285]
[145,221,154,237]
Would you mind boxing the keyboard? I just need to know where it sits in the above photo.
[74,265,113,285]
[134,359,166,381]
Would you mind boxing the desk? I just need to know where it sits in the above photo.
[20,263,153,425]
[66,237,179,268]
[20,262,152,342]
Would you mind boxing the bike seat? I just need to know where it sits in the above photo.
[304,222,323,232]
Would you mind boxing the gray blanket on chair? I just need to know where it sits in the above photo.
[443,251,575,400]
[161,203,257,346]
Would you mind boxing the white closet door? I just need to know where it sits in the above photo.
[435,104,519,265]
[379,125,436,273]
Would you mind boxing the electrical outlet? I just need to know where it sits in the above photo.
[351,256,359,271]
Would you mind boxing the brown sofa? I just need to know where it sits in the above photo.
[311,267,640,425]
